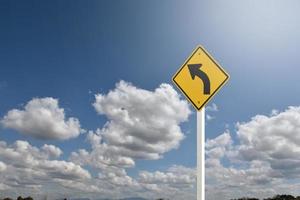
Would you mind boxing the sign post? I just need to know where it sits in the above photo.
[197,108,205,200]
[172,46,229,200]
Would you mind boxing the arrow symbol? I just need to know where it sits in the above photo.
[188,64,211,95]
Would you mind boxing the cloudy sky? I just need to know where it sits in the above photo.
[1,0,300,199]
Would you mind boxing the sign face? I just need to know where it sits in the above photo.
[173,46,229,111]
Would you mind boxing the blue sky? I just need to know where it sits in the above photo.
[1,0,300,199]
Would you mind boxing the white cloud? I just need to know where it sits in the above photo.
[206,103,218,112]
[70,129,135,170]
[206,114,215,121]
[0,161,7,172]
[206,103,218,121]
[206,106,300,199]
[270,109,279,116]
[42,144,63,158]
[92,80,191,159]
[98,167,138,187]
[233,107,300,178]
[139,165,195,185]
[206,131,232,150]
[0,139,91,195]
[138,165,196,200]
[71,151,196,199]
[206,133,280,199]
[67,81,194,199]
[0,81,194,199]
[1,97,82,140]
[38,160,91,180]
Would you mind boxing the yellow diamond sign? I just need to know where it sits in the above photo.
[173,46,229,110]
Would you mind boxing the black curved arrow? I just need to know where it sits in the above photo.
[187,64,210,95]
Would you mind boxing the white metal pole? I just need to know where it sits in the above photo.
[197,107,205,200]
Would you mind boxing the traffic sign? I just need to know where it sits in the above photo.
[173,46,229,110]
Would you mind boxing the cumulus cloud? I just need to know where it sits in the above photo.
[67,81,194,199]
[206,106,300,200]
[0,81,194,199]
[138,165,196,200]
[98,167,138,187]
[42,144,63,158]
[229,106,300,182]
[139,165,195,185]
[1,97,82,140]
[0,161,7,172]
[206,131,232,150]
[0,139,90,195]
[71,147,196,199]
[38,160,91,180]
[70,130,135,170]
[92,80,191,159]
